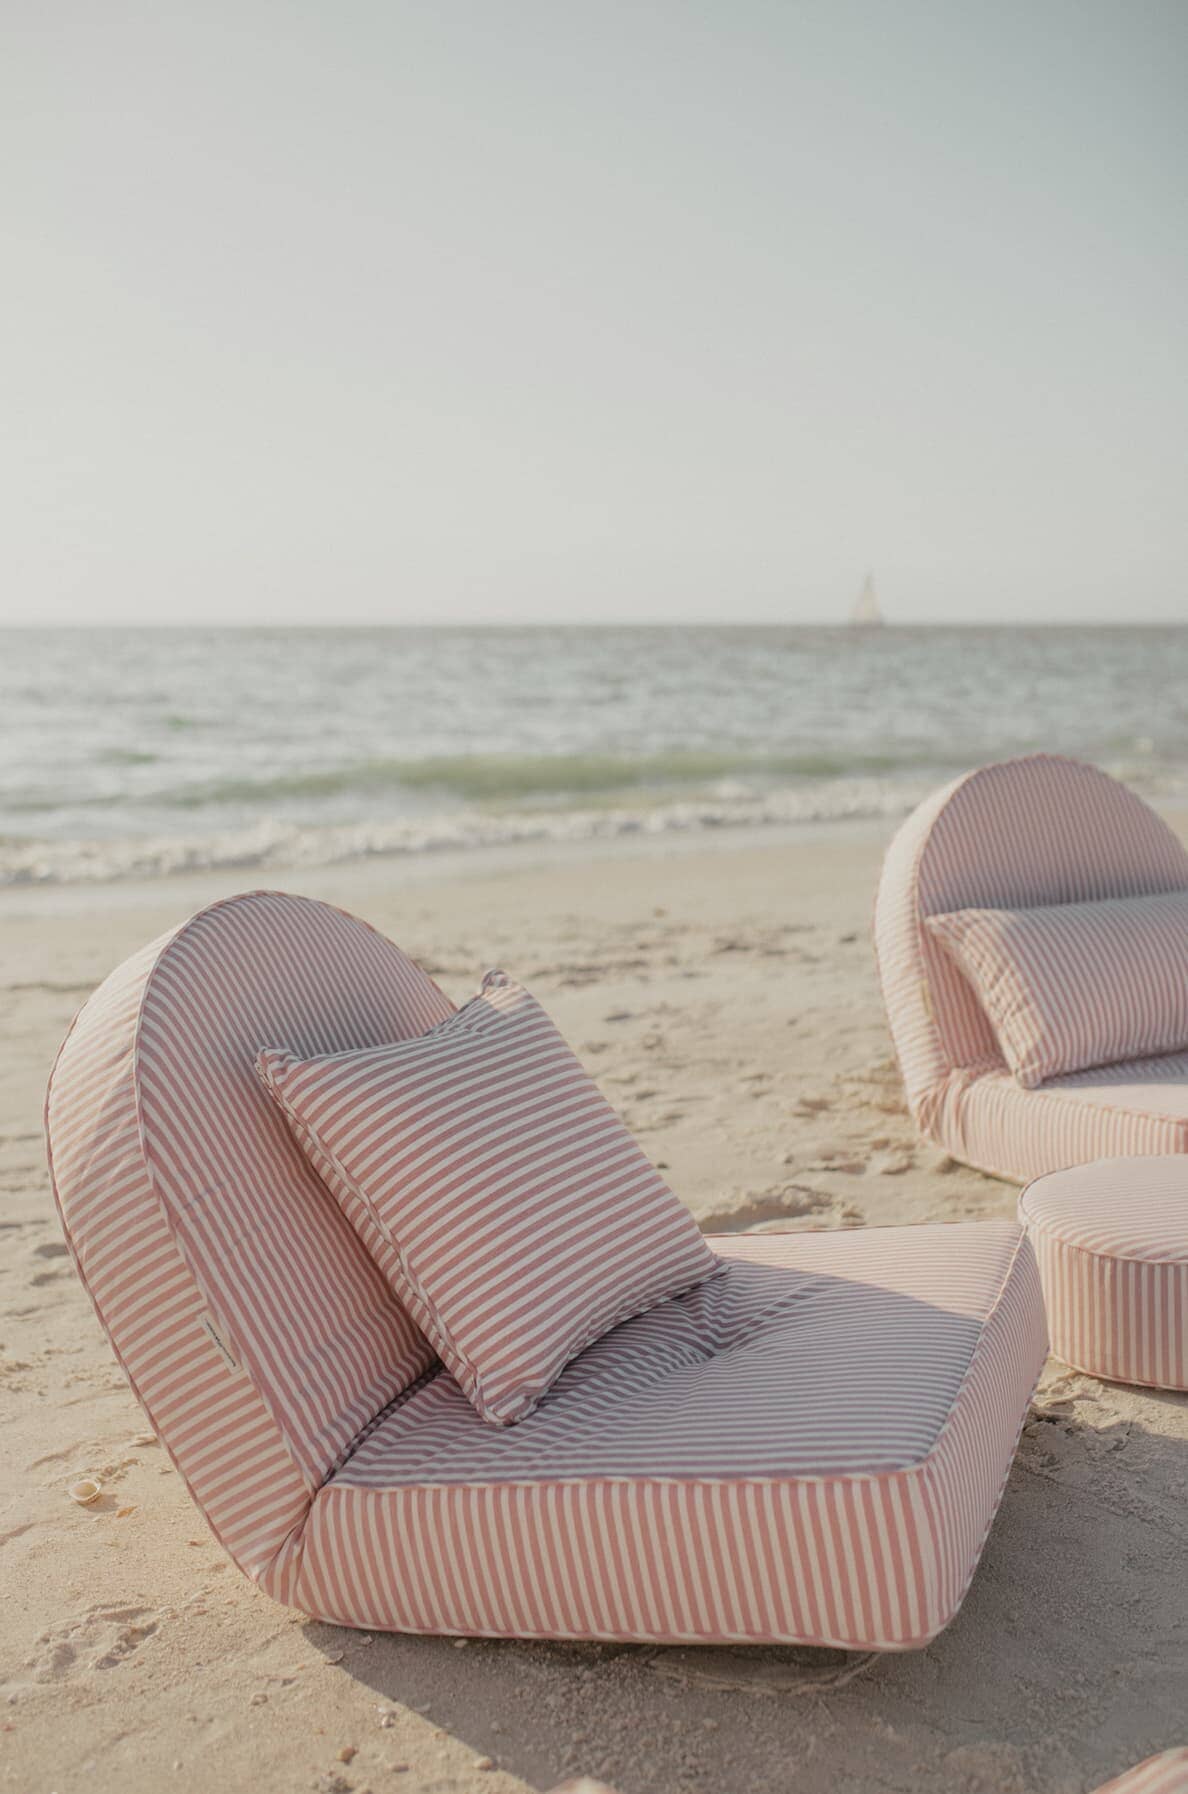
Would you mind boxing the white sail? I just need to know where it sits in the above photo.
[850,573,883,628]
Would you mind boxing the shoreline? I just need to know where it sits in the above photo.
[0,812,897,920]
[4,802,1186,923]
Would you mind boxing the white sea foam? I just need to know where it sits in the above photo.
[0,777,932,886]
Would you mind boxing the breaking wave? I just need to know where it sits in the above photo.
[0,775,931,886]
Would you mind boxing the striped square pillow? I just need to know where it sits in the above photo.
[925,890,1188,1088]
[256,972,719,1426]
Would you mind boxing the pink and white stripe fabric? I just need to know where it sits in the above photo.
[1091,1750,1188,1794]
[932,1054,1188,1185]
[48,890,1046,1646]
[47,891,451,1594]
[1019,1157,1188,1390]
[297,1220,1045,1646]
[258,972,718,1426]
[874,755,1188,1181]
[925,892,1188,1088]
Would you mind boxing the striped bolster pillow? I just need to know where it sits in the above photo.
[257,972,719,1426]
[925,890,1188,1089]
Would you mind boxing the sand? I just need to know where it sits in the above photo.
[1,824,1185,1794]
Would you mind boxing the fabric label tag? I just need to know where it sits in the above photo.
[200,1312,245,1377]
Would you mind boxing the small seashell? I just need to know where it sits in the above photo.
[336,1744,357,1763]
[69,1477,102,1506]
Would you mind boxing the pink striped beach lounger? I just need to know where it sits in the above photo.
[1092,1750,1188,1794]
[47,891,1045,1647]
[875,755,1188,1183]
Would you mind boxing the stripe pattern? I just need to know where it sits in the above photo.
[874,754,1188,1179]
[925,892,1188,1088]
[931,1055,1188,1185]
[48,891,1047,1646]
[45,927,313,1600]
[257,972,719,1426]
[46,891,454,1583]
[1020,1156,1188,1390]
[295,1221,1047,1646]
[1091,1751,1188,1794]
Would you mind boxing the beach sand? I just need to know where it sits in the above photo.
[1,825,1185,1794]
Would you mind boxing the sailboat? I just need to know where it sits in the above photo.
[849,572,884,629]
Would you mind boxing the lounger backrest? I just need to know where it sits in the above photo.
[874,755,1188,1116]
[46,891,453,1599]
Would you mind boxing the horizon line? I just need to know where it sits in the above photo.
[2,617,1186,631]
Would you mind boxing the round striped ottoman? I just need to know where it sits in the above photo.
[1019,1157,1187,1390]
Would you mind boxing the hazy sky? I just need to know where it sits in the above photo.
[5,1,1186,625]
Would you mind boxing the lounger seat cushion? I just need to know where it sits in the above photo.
[930,1053,1188,1184]
[295,1218,1046,1647]
[1020,1156,1187,1390]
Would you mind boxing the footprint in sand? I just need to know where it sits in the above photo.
[871,1149,916,1176]
[647,1643,877,1696]
[21,1605,158,1682]
[786,1144,867,1175]
[1017,1378,1137,1485]
[791,1096,833,1117]
[701,1183,863,1234]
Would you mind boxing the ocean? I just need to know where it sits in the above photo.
[2,625,1185,885]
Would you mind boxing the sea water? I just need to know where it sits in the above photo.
[1,625,1184,884]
